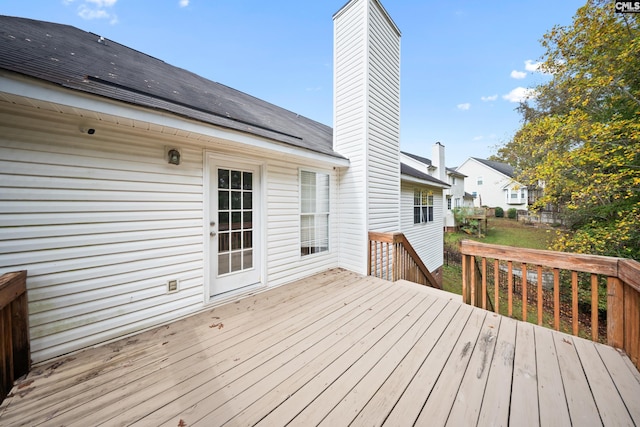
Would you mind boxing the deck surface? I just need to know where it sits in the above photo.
[1,269,639,426]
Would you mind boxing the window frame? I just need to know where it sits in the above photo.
[300,169,330,257]
[413,189,435,224]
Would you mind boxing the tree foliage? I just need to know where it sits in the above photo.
[496,0,640,260]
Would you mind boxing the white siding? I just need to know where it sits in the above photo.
[265,161,339,287]
[0,109,205,363]
[0,102,342,363]
[457,158,527,211]
[334,0,368,274]
[334,0,401,274]
[400,182,444,273]
[366,0,401,233]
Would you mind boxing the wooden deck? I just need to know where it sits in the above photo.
[1,269,639,426]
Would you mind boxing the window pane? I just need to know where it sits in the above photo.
[300,170,329,256]
[414,190,420,205]
[414,207,421,224]
[218,169,229,189]
[231,191,241,210]
[428,206,434,222]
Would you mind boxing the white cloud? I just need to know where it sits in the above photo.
[481,94,498,102]
[524,60,542,72]
[503,87,537,103]
[457,103,471,111]
[179,0,189,7]
[473,136,484,141]
[69,0,118,24]
[510,70,526,79]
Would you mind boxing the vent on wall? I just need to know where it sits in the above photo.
[167,279,179,293]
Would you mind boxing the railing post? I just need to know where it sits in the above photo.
[607,277,624,349]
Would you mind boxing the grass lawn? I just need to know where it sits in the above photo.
[442,217,556,294]
[445,217,555,251]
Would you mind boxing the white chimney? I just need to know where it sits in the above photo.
[333,0,401,274]
[432,142,446,182]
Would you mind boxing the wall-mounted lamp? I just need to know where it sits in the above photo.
[167,148,181,165]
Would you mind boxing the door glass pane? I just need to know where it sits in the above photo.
[219,212,229,231]
[231,252,242,272]
[243,212,252,228]
[243,172,252,190]
[218,254,230,275]
[218,191,229,210]
[218,234,229,253]
[231,232,242,250]
[231,170,242,189]
[231,191,241,210]
[218,169,229,189]
[243,192,252,210]
[231,212,242,230]
[243,231,252,249]
[243,250,253,269]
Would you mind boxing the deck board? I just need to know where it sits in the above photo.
[1,268,639,426]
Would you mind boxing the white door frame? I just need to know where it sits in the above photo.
[204,151,266,303]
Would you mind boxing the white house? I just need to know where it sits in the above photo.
[0,0,447,364]
[457,157,528,211]
[401,143,470,232]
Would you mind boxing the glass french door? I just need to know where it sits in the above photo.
[209,161,261,296]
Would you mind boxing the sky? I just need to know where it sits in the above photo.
[1,0,586,166]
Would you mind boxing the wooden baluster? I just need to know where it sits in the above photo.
[508,261,513,317]
[481,257,487,310]
[590,274,599,342]
[471,256,477,307]
[537,266,543,326]
[462,254,468,304]
[572,271,579,336]
[522,263,528,322]
[494,259,500,314]
[554,268,560,331]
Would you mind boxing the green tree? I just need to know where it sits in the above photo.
[496,0,640,260]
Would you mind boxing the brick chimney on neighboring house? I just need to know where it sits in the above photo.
[333,0,401,275]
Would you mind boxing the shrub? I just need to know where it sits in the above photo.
[495,207,504,218]
[507,208,517,219]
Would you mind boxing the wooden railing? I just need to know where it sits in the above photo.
[0,271,30,403]
[460,240,640,370]
[368,232,440,289]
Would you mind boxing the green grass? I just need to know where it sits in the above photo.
[445,217,554,251]
[443,217,555,294]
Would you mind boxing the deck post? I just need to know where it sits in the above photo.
[607,277,624,350]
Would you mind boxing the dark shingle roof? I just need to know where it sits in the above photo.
[472,158,515,178]
[401,151,432,166]
[400,163,450,187]
[0,16,342,159]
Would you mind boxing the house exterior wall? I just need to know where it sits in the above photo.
[0,102,340,363]
[457,158,527,211]
[400,181,444,275]
[333,0,401,275]
[444,173,466,229]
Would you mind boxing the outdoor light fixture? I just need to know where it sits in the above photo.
[167,148,181,165]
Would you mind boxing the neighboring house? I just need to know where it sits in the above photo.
[457,157,528,211]
[401,143,469,232]
[0,0,446,363]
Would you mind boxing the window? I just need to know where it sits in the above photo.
[451,177,457,185]
[413,189,434,224]
[477,176,484,185]
[300,170,329,256]
[447,197,452,210]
